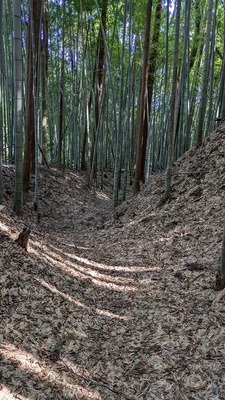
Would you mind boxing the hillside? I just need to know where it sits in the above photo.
[1,122,225,400]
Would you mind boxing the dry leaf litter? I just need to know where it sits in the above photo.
[1,122,225,400]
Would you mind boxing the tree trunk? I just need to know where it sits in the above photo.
[13,0,23,214]
[41,1,48,165]
[122,0,133,201]
[88,0,107,183]
[58,0,65,166]
[23,0,42,195]
[0,0,3,204]
[174,0,190,160]
[142,0,162,183]
[113,0,128,203]
[196,0,213,146]
[3,2,14,163]
[23,18,34,195]
[164,0,181,201]
[80,14,94,171]
[133,0,152,194]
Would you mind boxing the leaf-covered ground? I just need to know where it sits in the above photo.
[1,123,225,400]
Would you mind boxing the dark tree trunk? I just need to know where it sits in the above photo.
[41,2,48,164]
[141,0,162,182]
[58,0,65,165]
[133,0,152,194]
[23,0,42,195]
[23,20,34,195]
[88,0,107,180]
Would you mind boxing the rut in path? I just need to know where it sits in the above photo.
[1,124,225,399]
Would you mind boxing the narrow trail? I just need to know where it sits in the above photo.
[1,124,225,399]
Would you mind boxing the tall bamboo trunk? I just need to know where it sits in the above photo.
[133,0,152,194]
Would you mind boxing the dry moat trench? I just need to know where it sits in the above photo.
[1,124,225,400]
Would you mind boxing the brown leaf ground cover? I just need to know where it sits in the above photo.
[1,123,225,400]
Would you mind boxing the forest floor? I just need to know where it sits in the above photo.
[1,124,225,400]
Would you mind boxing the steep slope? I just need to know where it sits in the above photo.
[0,123,225,400]
[101,122,225,273]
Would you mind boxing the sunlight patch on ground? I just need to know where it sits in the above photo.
[0,220,10,233]
[0,386,29,400]
[91,277,137,292]
[32,245,141,291]
[34,278,88,308]
[1,343,101,399]
[35,277,131,319]
[95,190,110,201]
[95,308,129,320]
[32,237,161,275]
[31,240,162,292]
[62,250,159,273]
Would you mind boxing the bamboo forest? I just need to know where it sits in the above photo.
[0,0,225,211]
[1,1,225,399]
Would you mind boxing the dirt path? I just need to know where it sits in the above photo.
[1,123,225,400]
